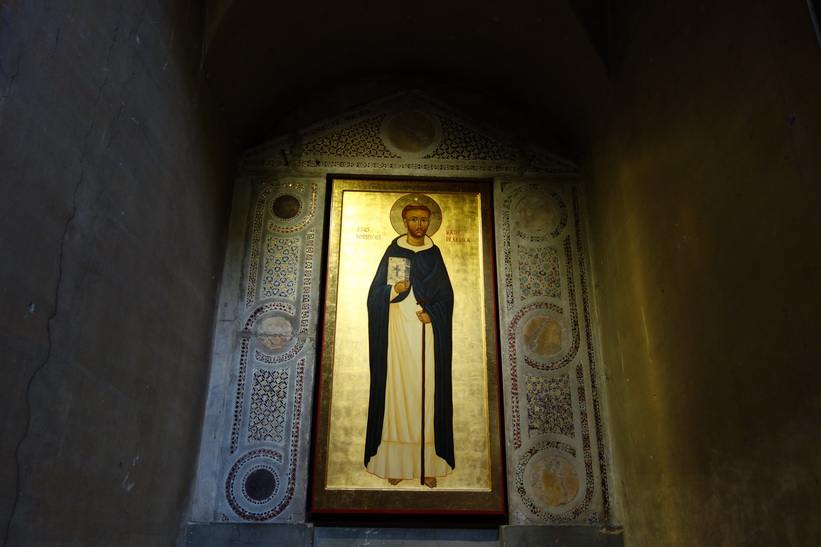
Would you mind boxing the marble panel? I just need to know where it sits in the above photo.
[495,182,611,525]
[191,178,325,523]
[190,93,612,532]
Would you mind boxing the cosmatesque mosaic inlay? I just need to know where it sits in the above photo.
[191,91,611,526]
[497,182,610,524]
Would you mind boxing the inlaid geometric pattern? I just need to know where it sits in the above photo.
[246,186,276,309]
[220,181,321,522]
[246,183,316,309]
[497,182,610,526]
[518,245,561,300]
[572,186,611,523]
[196,95,608,529]
[302,115,400,158]
[225,448,287,521]
[424,115,518,161]
[574,363,595,522]
[526,374,573,437]
[506,302,563,450]
[261,236,300,300]
[230,338,251,455]
[501,185,569,312]
[244,303,297,329]
[522,237,580,372]
[300,229,315,333]
[226,357,307,522]
[292,159,539,173]
[242,94,582,174]
[248,369,290,444]
[254,342,305,366]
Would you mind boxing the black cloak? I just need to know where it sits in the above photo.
[363,235,455,470]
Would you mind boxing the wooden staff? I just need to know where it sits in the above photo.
[417,298,429,486]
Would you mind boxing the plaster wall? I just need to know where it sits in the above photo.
[0,1,233,544]
[586,0,821,544]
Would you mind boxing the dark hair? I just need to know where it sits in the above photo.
[401,203,431,220]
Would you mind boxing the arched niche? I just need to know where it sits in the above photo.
[188,90,615,538]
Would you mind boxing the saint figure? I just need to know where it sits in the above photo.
[364,201,455,488]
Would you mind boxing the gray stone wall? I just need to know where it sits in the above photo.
[0,2,233,544]
[586,1,821,544]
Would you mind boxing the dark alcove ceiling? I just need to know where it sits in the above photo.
[204,0,611,157]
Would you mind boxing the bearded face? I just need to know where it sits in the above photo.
[403,209,430,239]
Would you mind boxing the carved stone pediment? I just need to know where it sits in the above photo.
[242,91,580,178]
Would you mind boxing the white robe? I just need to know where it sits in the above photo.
[366,237,453,480]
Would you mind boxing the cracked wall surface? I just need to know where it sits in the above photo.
[0,1,233,544]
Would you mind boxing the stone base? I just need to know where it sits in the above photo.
[500,525,624,546]
[185,523,314,546]
[185,523,623,546]
[313,527,499,546]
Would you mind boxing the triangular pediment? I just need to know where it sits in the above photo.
[243,91,580,177]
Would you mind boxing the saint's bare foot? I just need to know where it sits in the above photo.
[388,478,402,486]
[424,477,437,488]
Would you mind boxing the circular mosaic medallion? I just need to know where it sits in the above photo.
[226,449,291,521]
[523,315,565,356]
[516,442,589,522]
[529,455,579,507]
[243,467,278,503]
[381,110,441,157]
[515,194,557,233]
[272,194,301,220]
[256,316,294,351]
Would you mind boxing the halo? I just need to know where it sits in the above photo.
[389,193,443,236]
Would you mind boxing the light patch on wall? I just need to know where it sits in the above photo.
[122,473,134,492]
[808,0,821,50]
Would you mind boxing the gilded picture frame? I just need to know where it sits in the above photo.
[313,178,504,514]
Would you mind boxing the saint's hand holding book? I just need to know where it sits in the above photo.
[387,257,411,287]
